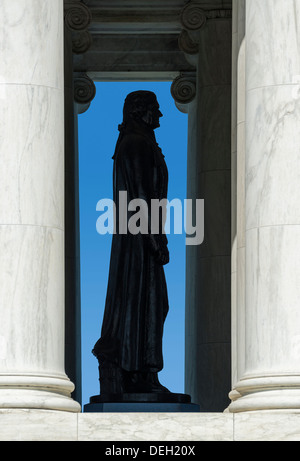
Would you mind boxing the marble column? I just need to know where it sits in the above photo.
[0,0,80,412]
[64,22,82,406]
[230,0,246,404]
[64,0,93,406]
[229,0,300,412]
[178,3,232,411]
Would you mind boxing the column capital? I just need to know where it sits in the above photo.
[74,72,96,114]
[64,0,92,55]
[179,1,232,57]
[180,1,207,32]
[171,73,196,113]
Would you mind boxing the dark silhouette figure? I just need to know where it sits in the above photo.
[92,91,171,396]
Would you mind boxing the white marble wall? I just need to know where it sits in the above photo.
[229,0,300,412]
[0,0,80,412]
[1,410,300,441]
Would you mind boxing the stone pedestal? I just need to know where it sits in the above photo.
[229,0,300,412]
[0,0,80,412]
[84,393,200,413]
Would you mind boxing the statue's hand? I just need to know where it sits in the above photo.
[148,234,169,265]
[155,245,169,265]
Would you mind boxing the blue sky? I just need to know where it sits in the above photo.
[78,81,188,405]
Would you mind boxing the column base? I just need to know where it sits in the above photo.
[0,374,81,413]
[229,375,300,413]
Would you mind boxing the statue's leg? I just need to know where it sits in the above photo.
[122,371,150,393]
[99,361,124,395]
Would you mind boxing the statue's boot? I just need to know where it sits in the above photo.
[144,372,170,393]
[123,371,170,393]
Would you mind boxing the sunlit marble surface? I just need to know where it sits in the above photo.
[229,0,300,413]
[0,0,63,88]
[1,410,300,441]
[0,226,64,372]
[0,0,79,412]
[0,85,64,229]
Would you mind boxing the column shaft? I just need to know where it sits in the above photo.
[64,23,82,406]
[0,0,80,412]
[230,0,300,412]
[230,0,246,403]
[185,16,232,411]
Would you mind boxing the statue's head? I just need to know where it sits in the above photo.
[123,90,163,129]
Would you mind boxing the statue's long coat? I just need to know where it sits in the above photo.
[93,120,169,373]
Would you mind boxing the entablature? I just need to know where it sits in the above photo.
[65,0,232,110]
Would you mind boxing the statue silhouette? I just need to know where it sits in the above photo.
[92,91,170,396]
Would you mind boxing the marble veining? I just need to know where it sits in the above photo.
[0,225,65,374]
[0,0,63,89]
[245,225,300,374]
[0,84,64,229]
[246,0,300,90]
[246,85,300,230]
[78,413,233,441]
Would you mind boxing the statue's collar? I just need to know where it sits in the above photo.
[113,119,163,161]
[118,120,156,141]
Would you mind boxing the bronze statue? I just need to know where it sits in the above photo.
[92,91,170,396]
